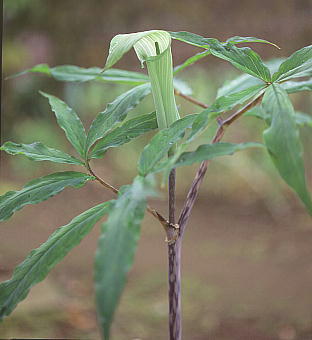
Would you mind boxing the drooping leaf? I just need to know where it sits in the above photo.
[40,92,87,157]
[281,78,312,93]
[0,201,112,320]
[1,142,84,165]
[91,112,157,159]
[0,172,93,222]
[8,64,149,85]
[138,114,197,176]
[85,83,151,154]
[155,142,264,173]
[95,176,154,339]
[272,45,312,81]
[262,84,312,214]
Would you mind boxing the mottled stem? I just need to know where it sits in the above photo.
[167,168,181,340]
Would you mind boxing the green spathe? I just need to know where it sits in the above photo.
[105,30,180,129]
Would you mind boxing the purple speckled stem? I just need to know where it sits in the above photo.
[168,168,182,340]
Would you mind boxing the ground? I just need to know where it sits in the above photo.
[1,186,312,339]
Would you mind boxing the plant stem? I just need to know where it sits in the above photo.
[168,167,181,340]
[174,89,208,109]
[86,161,169,229]
[178,93,264,235]
[168,90,263,339]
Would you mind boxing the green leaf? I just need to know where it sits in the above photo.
[272,45,312,82]
[189,84,265,134]
[6,63,51,79]
[209,43,271,82]
[91,112,158,159]
[51,65,149,84]
[262,84,312,214]
[170,31,220,48]
[171,31,277,49]
[9,64,149,85]
[217,59,285,98]
[217,73,263,98]
[281,78,312,93]
[40,92,87,157]
[1,142,84,165]
[243,107,269,121]
[50,66,107,82]
[0,172,93,222]
[173,50,211,74]
[138,115,197,175]
[86,83,151,154]
[0,201,112,320]
[210,84,265,113]
[225,36,279,47]
[171,32,275,80]
[245,108,312,128]
[294,112,312,127]
[156,142,263,172]
[95,176,154,339]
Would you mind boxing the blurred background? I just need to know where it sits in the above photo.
[1,0,312,339]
